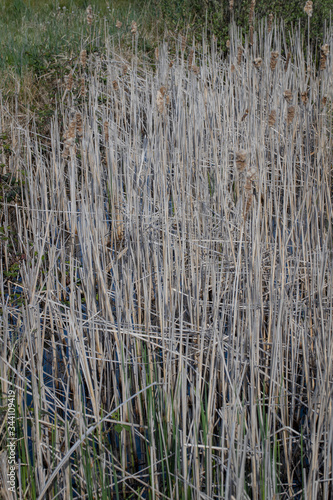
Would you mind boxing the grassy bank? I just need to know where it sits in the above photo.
[0,2,333,500]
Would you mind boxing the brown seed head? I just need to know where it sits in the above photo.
[181,35,187,52]
[86,5,93,25]
[80,50,87,68]
[66,71,73,91]
[188,48,194,68]
[268,13,274,33]
[131,21,137,35]
[226,39,230,49]
[287,106,295,125]
[320,53,327,70]
[268,110,276,127]
[112,80,119,91]
[229,0,234,11]
[104,121,109,143]
[116,20,122,29]
[191,64,199,75]
[80,77,86,97]
[304,1,313,17]
[283,89,293,103]
[236,151,247,172]
[237,46,243,65]
[321,44,329,56]
[301,91,308,105]
[253,57,262,69]
[76,113,83,137]
[270,51,279,70]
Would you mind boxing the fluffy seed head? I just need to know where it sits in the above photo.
[321,44,329,56]
[283,89,293,103]
[131,21,137,35]
[301,91,308,105]
[236,151,247,172]
[304,1,313,17]
[253,57,262,69]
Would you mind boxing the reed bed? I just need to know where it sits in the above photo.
[0,17,332,499]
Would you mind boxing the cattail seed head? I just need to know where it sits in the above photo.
[237,46,243,65]
[287,106,295,125]
[156,89,164,113]
[66,71,73,91]
[80,77,86,97]
[86,5,93,25]
[226,39,230,49]
[229,0,234,11]
[116,20,122,29]
[322,96,327,107]
[304,1,313,17]
[122,64,128,75]
[131,21,137,35]
[112,79,119,91]
[253,57,262,69]
[268,110,276,127]
[236,151,247,172]
[301,91,308,105]
[321,44,329,56]
[283,89,293,103]
[188,48,194,68]
[80,49,87,68]
[103,121,109,143]
[76,113,83,137]
[268,13,274,33]
[270,51,279,70]
[191,64,199,75]
[320,53,327,70]
[181,35,187,52]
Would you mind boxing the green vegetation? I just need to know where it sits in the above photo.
[0,1,332,499]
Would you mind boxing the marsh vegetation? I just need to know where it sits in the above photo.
[0,2,333,499]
